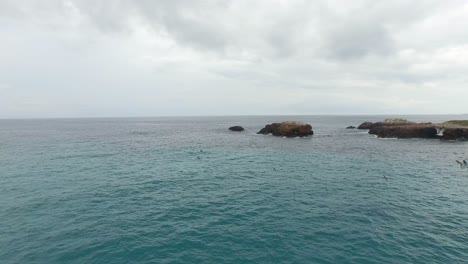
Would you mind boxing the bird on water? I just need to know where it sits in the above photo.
[383,175,388,182]
[456,160,467,168]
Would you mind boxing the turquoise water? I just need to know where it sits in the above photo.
[1,115,467,263]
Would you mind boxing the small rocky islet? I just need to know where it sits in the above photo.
[228,121,313,137]
[257,121,313,137]
[228,126,245,132]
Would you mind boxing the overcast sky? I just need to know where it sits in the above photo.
[1,0,467,118]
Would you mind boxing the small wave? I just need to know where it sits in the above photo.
[313,134,333,138]
[51,152,117,160]
[130,131,154,136]
[376,137,398,140]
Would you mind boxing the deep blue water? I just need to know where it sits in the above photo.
[1,115,468,264]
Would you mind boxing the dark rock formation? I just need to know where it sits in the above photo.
[257,123,278,135]
[440,128,468,140]
[228,126,244,132]
[346,126,356,129]
[357,122,375,129]
[359,118,468,140]
[357,122,385,129]
[257,121,313,137]
[369,124,438,139]
[358,119,417,130]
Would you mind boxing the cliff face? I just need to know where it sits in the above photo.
[257,122,313,137]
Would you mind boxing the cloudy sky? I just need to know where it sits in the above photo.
[1,0,468,118]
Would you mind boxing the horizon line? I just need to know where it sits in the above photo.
[1,113,467,120]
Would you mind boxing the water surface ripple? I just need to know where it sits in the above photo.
[1,116,467,263]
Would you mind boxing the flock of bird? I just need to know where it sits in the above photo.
[456,160,468,171]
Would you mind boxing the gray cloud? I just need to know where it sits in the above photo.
[322,18,394,60]
[1,0,468,118]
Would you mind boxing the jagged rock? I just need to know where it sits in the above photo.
[346,126,356,129]
[228,126,244,132]
[257,121,313,137]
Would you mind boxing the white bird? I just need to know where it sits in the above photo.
[383,175,388,182]
[456,160,467,168]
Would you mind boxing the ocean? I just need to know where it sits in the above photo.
[1,115,467,263]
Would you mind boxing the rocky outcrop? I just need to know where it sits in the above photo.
[369,124,438,139]
[228,126,244,132]
[357,122,385,129]
[358,119,417,130]
[357,122,374,129]
[257,121,313,137]
[360,118,468,140]
[440,128,468,140]
[346,126,356,129]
